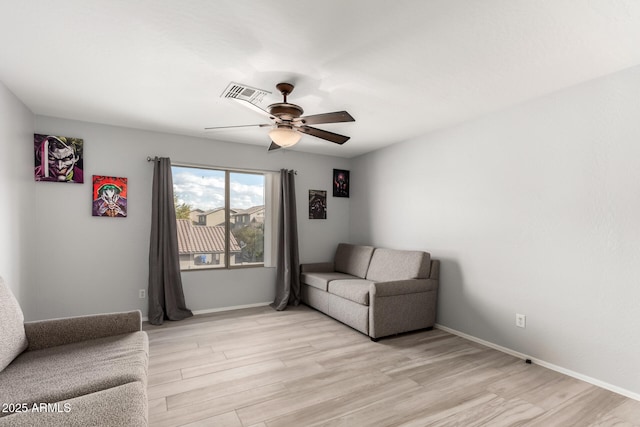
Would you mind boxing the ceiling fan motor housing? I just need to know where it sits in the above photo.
[268,103,304,120]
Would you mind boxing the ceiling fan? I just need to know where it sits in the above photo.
[206,82,355,151]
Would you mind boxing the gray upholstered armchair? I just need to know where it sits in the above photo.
[0,276,149,426]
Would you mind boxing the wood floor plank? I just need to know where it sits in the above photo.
[143,304,640,427]
[516,372,593,410]
[151,384,286,427]
[266,378,421,427]
[181,344,317,379]
[403,396,545,427]
[166,361,325,410]
[150,347,226,376]
[147,359,286,401]
[521,387,628,427]
[177,410,242,427]
[236,371,396,426]
[609,399,640,425]
[149,370,183,387]
[148,397,167,414]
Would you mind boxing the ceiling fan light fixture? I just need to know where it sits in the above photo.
[269,126,301,147]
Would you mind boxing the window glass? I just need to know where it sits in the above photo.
[230,172,265,266]
[172,166,267,271]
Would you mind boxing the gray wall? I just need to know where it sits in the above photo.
[25,116,350,320]
[0,82,34,305]
[350,65,640,397]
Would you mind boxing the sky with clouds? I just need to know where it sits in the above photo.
[172,166,265,211]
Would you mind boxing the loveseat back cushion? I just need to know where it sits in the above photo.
[366,249,431,282]
[334,244,375,279]
[0,276,28,372]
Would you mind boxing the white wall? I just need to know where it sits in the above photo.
[0,81,35,305]
[29,116,350,320]
[350,65,640,397]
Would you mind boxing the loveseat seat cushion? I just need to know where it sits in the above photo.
[366,249,430,282]
[0,331,148,417]
[328,279,374,305]
[301,271,359,291]
[0,276,28,372]
[334,244,375,279]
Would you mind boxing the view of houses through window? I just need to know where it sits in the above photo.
[172,166,266,270]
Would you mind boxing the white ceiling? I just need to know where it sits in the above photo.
[2,1,640,158]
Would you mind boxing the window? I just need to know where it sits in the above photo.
[172,165,272,271]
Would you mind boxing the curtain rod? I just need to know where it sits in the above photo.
[146,156,296,174]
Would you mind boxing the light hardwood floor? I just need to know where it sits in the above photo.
[144,305,640,426]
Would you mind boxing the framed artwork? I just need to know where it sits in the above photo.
[309,190,327,219]
[92,176,128,217]
[333,169,349,198]
[34,134,84,183]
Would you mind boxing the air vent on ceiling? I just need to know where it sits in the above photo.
[220,82,270,105]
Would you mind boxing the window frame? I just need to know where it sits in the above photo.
[172,163,274,272]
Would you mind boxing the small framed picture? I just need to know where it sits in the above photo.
[92,176,128,217]
[333,169,349,198]
[309,190,327,219]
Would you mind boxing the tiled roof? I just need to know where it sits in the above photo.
[201,207,223,216]
[176,219,241,254]
[232,205,265,216]
[202,207,239,216]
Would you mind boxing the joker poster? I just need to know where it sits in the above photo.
[34,134,84,183]
[92,175,128,217]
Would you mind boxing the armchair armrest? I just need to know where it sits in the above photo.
[300,262,334,273]
[370,279,437,297]
[24,310,142,351]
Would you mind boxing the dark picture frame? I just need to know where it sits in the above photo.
[34,134,84,183]
[333,169,349,198]
[309,190,327,219]
[92,175,128,217]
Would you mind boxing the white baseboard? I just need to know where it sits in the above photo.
[191,302,272,316]
[141,301,272,322]
[435,324,640,402]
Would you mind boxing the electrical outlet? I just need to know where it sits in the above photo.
[516,313,526,328]
[139,289,146,299]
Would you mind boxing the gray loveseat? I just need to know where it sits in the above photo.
[300,243,440,340]
[0,276,148,427]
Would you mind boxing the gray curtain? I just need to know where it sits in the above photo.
[148,157,193,325]
[271,169,300,311]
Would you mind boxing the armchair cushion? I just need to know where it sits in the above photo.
[0,277,28,372]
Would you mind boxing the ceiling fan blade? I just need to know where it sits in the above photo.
[298,126,350,144]
[204,123,271,131]
[295,111,355,125]
[268,141,281,151]
[233,98,279,122]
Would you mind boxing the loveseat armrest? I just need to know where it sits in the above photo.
[300,262,334,273]
[24,310,142,351]
[370,279,437,297]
